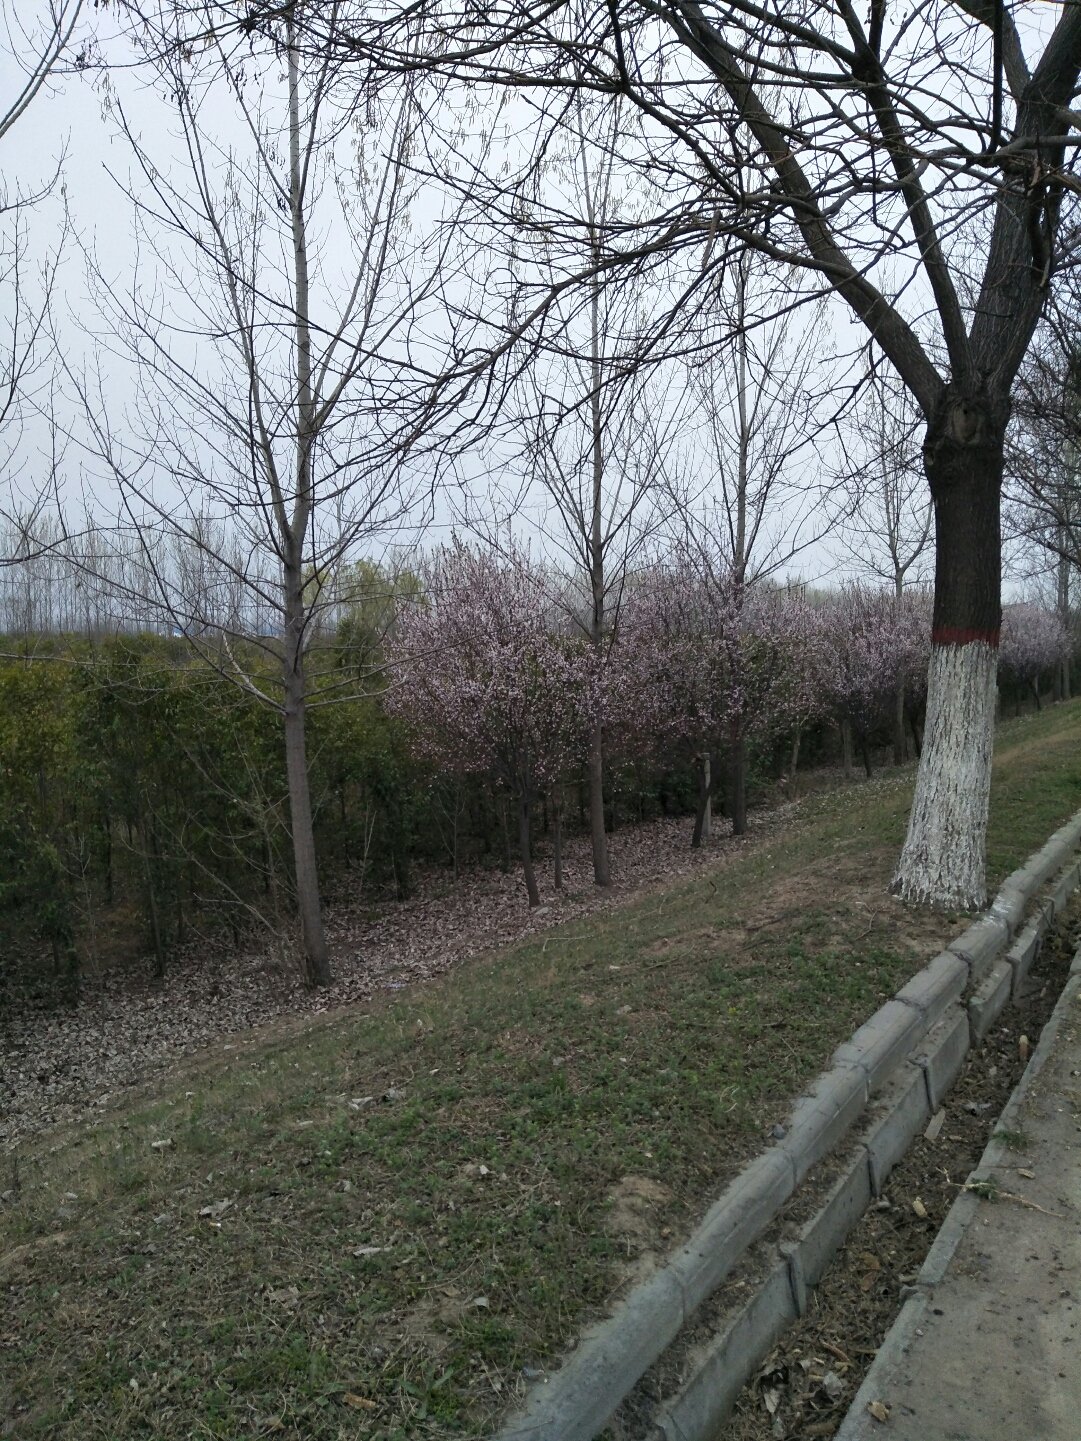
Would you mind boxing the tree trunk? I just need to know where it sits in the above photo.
[102,812,113,906]
[587,720,611,886]
[585,220,614,890]
[840,718,854,779]
[691,755,715,848]
[279,25,330,987]
[893,676,907,765]
[907,703,923,758]
[498,791,512,873]
[283,681,330,985]
[729,729,747,836]
[518,790,540,908]
[553,793,563,891]
[700,751,712,841]
[893,388,1005,910]
[451,787,460,883]
[282,570,330,986]
[859,730,873,780]
[1057,538,1071,701]
[141,818,165,979]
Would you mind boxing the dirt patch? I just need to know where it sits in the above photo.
[606,1175,675,1247]
[735,850,957,965]
[605,1175,676,1290]
[0,1229,70,1281]
[399,1288,482,1357]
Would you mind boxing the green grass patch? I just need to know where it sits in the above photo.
[2,702,1080,1439]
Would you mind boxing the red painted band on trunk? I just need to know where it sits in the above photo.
[931,625,1000,647]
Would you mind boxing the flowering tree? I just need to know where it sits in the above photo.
[821,586,932,778]
[999,604,1072,711]
[388,543,590,907]
[619,554,825,839]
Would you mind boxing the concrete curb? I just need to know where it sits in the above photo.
[494,819,1081,1441]
[1007,914,1045,998]
[832,963,1081,1441]
[651,1262,796,1441]
[832,1295,930,1440]
[948,914,1009,984]
[641,1004,969,1441]
[863,1061,931,1195]
[967,957,1014,1044]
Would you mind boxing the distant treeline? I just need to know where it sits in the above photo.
[0,568,1075,1003]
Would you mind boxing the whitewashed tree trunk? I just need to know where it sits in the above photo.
[701,752,711,840]
[892,640,998,910]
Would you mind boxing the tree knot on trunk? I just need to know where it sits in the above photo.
[923,385,1008,484]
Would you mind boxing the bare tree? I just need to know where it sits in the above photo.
[1,0,86,145]
[675,252,832,836]
[66,4,444,984]
[270,0,1081,909]
[0,2,88,560]
[505,95,681,886]
[834,368,933,762]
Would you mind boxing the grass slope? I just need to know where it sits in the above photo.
[3,703,1081,1441]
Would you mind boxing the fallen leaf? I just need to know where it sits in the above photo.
[868,1399,891,1423]
[342,1393,377,1411]
[858,1251,882,1292]
[198,1199,233,1221]
[150,1138,175,1151]
[266,1285,299,1308]
[352,1245,388,1258]
[924,1109,946,1143]
[821,1370,845,1402]
[1017,1168,1035,1179]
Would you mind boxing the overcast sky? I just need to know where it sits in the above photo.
[0,3,1057,605]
